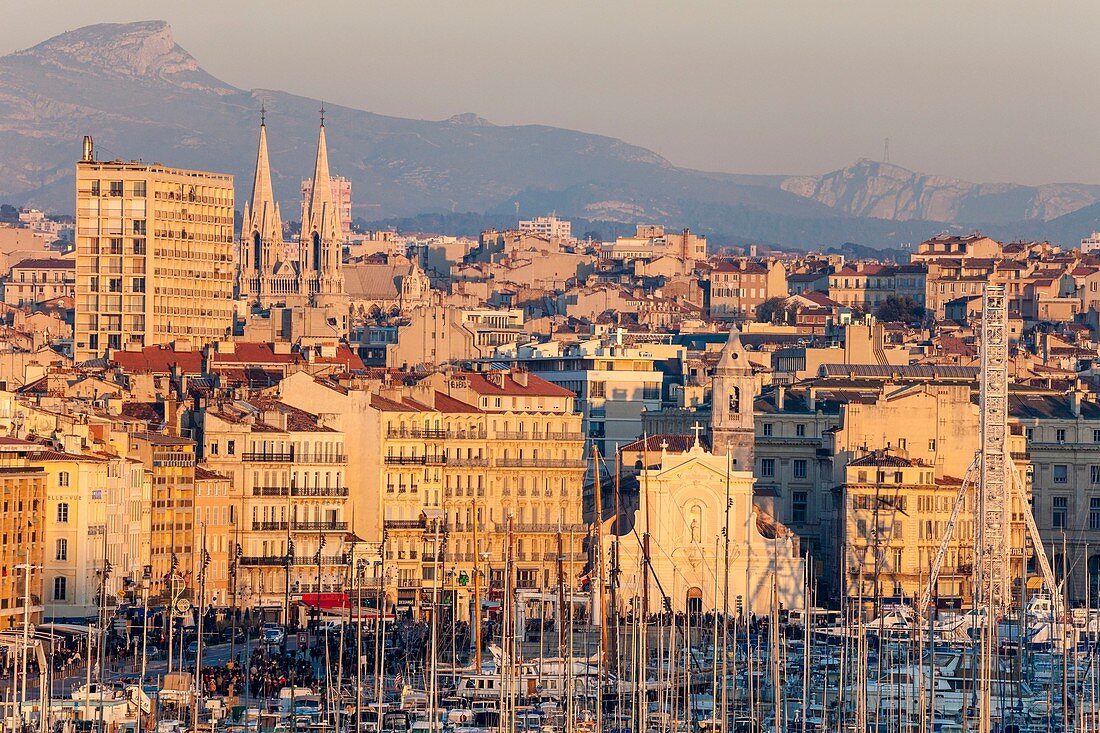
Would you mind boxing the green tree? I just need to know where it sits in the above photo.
[875,294,925,323]
[756,297,788,323]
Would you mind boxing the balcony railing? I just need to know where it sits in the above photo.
[384,519,426,530]
[252,521,288,532]
[252,486,290,497]
[496,458,587,469]
[293,486,349,498]
[496,431,585,441]
[292,521,348,532]
[385,455,428,465]
[386,427,448,439]
[243,452,294,463]
[496,522,587,534]
[295,454,347,464]
[448,458,489,467]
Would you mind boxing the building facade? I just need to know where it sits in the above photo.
[74,153,235,360]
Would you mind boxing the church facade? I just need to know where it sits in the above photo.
[237,111,349,335]
[610,439,805,615]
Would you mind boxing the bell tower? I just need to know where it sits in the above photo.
[711,328,756,470]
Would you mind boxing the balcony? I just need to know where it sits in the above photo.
[496,522,587,534]
[496,431,584,441]
[292,521,348,532]
[386,427,448,440]
[252,486,290,497]
[448,458,489,468]
[496,458,588,469]
[295,454,347,465]
[243,452,294,463]
[252,521,288,532]
[385,455,429,465]
[292,486,349,498]
[384,519,426,530]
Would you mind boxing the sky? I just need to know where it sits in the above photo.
[1,0,1096,185]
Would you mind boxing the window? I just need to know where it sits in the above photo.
[132,181,147,197]
[1057,429,1067,443]
[760,459,775,478]
[642,384,660,401]
[795,424,806,437]
[1092,466,1100,485]
[58,472,70,487]
[56,539,68,561]
[762,423,773,437]
[928,439,937,451]
[1053,497,1068,529]
[792,491,808,523]
[209,442,219,456]
[227,440,235,456]
[53,577,67,601]
[56,503,69,524]
[894,471,904,483]
[1053,465,1069,484]
[588,381,606,399]
[1091,498,1100,531]
[893,548,903,571]
[898,438,906,450]
[793,459,807,479]
[1094,429,1100,443]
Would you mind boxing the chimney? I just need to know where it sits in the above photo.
[512,370,528,387]
[776,384,786,411]
[1071,388,1084,418]
[81,136,94,163]
[807,386,817,413]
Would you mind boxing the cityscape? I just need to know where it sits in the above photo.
[1,6,1100,733]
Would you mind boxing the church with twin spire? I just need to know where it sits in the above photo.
[238,108,348,336]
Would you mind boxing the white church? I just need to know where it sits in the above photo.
[608,330,806,615]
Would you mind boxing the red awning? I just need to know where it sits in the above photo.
[298,592,349,610]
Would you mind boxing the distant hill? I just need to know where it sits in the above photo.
[0,21,1098,249]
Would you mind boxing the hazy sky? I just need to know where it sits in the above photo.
[2,0,1096,185]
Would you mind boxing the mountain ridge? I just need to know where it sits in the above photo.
[2,21,1100,248]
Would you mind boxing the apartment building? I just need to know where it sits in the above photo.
[841,450,1028,607]
[74,151,234,361]
[518,215,572,242]
[193,398,349,614]
[707,260,787,320]
[4,258,75,308]
[275,369,586,619]
[0,439,46,629]
[127,433,196,599]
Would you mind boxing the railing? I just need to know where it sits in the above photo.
[292,521,348,532]
[385,456,428,465]
[386,428,448,439]
[295,454,347,464]
[496,431,584,441]
[496,458,587,469]
[243,452,294,463]
[239,556,289,567]
[252,486,290,497]
[496,522,587,534]
[448,458,489,467]
[384,519,426,530]
[293,486,349,498]
[252,521,288,532]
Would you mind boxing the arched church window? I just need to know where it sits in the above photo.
[728,386,740,416]
[313,232,322,270]
[253,232,261,269]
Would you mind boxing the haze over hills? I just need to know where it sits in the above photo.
[2,20,1100,248]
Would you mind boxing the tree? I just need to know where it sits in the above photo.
[875,294,925,323]
[756,297,788,324]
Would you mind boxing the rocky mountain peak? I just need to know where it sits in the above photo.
[12,20,234,92]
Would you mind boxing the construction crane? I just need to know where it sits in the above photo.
[919,285,1060,616]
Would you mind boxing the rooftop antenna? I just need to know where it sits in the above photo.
[260,103,266,126]
[883,137,890,164]
[320,101,325,127]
